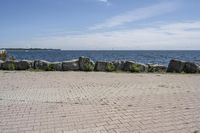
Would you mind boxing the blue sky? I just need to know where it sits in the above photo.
[0,0,200,50]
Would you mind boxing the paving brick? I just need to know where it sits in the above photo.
[0,72,200,133]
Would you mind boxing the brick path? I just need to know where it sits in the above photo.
[0,71,200,133]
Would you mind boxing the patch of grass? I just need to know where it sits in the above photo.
[106,63,115,72]
[129,64,141,73]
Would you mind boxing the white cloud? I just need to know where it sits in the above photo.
[98,0,108,3]
[97,0,110,5]
[12,21,200,50]
[90,2,178,30]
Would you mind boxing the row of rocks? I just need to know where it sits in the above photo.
[167,59,200,73]
[0,57,199,73]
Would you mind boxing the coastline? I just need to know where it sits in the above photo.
[0,56,200,73]
[5,50,200,66]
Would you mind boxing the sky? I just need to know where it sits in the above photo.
[0,0,200,50]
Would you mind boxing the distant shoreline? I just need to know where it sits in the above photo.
[1,48,200,51]
[0,48,61,51]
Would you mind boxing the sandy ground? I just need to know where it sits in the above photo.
[0,71,200,133]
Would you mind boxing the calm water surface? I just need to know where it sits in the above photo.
[7,50,200,66]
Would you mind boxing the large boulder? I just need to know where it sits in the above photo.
[123,61,135,71]
[1,61,17,70]
[94,61,115,72]
[1,60,32,70]
[167,59,185,73]
[15,60,33,70]
[124,61,147,72]
[112,60,125,71]
[0,60,3,70]
[79,56,95,71]
[62,59,79,71]
[148,64,167,73]
[48,62,62,71]
[94,61,107,71]
[34,60,50,71]
[184,62,200,73]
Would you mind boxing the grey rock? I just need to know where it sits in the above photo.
[124,61,147,72]
[1,60,33,71]
[15,60,33,70]
[0,60,3,70]
[48,62,62,71]
[79,56,95,71]
[94,61,115,72]
[184,62,200,73]
[123,61,135,71]
[62,59,79,71]
[94,61,107,71]
[167,59,185,73]
[34,60,50,71]
[148,64,167,73]
[112,60,125,71]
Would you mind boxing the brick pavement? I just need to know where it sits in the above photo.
[0,71,200,133]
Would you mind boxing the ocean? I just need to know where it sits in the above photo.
[7,50,200,66]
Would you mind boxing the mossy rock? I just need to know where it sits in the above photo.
[1,61,16,70]
[79,56,95,71]
[8,63,16,70]
[44,62,62,71]
[47,64,55,71]
[129,64,141,73]
[83,62,94,71]
[148,64,167,73]
[124,61,147,72]
[105,62,116,72]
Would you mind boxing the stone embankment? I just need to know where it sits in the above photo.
[0,57,200,73]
